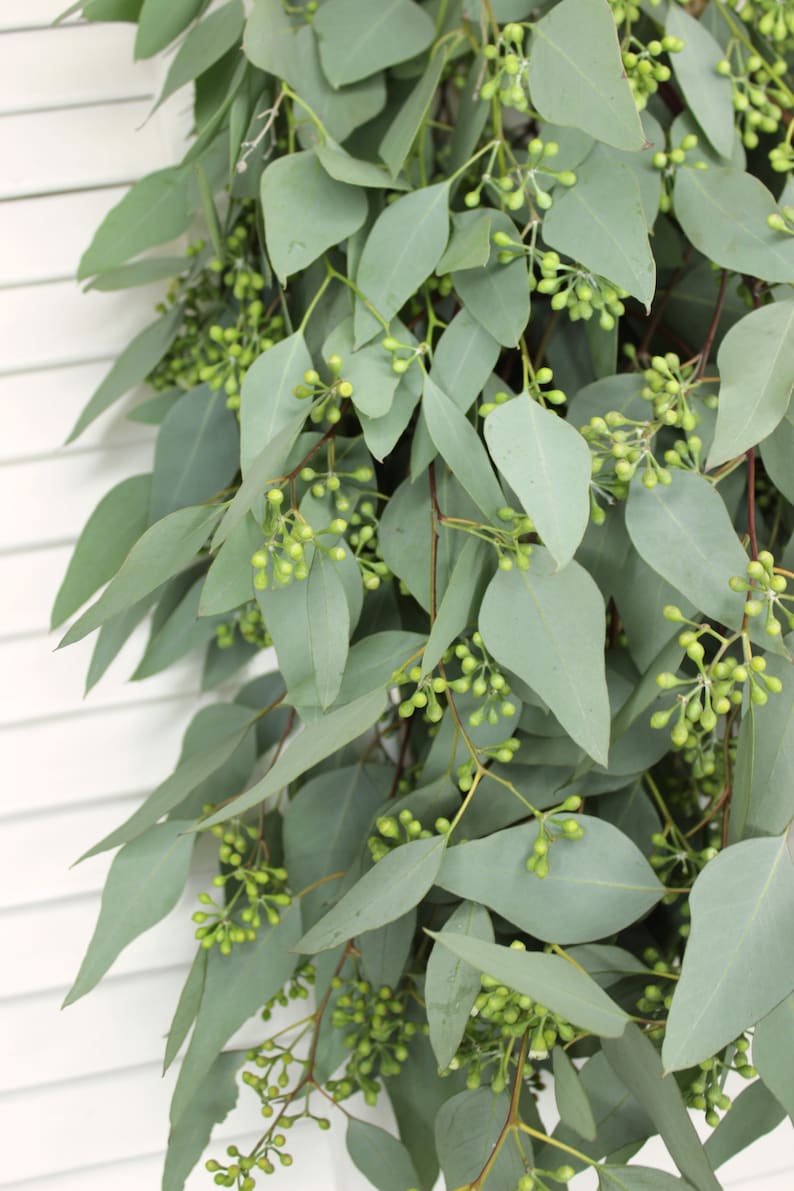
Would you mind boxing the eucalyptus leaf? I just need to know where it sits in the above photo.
[150,385,239,522]
[163,1049,243,1191]
[77,168,192,279]
[423,375,505,523]
[666,6,734,160]
[553,1046,597,1141]
[426,901,494,1070]
[313,0,434,87]
[346,1119,421,1191]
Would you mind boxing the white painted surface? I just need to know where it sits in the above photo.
[0,10,790,1191]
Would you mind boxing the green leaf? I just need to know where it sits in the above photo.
[674,167,794,284]
[379,48,447,177]
[359,911,417,991]
[156,1,244,107]
[135,0,205,58]
[603,1024,721,1191]
[452,211,530,348]
[663,835,794,1072]
[199,515,259,616]
[354,183,450,345]
[422,537,493,678]
[133,577,220,680]
[436,1089,526,1191]
[77,168,192,279]
[704,1079,787,1170]
[51,475,151,628]
[60,505,222,646]
[323,316,399,418]
[389,1030,462,1190]
[760,410,794,504]
[201,689,387,827]
[213,412,306,548]
[333,630,427,706]
[436,210,493,275]
[423,375,505,523]
[528,0,645,151]
[553,1046,597,1141]
[624,471,747,629]
[753,994,794,1119]
[313,0,434,87]
[314,140,410,190]
[666,6,734,160]
[163,949,207,1072]
[598,1166,694,1190]
[150,385,239,523]
[79,706,257,859]
[730,654,794,840]
[170,905,301,1124]
[261,152,367,284]
[346,1119,422,1191]
[707,300,794,467]
[86,596,158,692]
[484,397,592,569]
[428,933,628,1037]
[81,0,143,19]
[479,553,611,764]
[64,821,195,1006]
[437,816,663,944]
[240,331,312,472]
[426,901,494,1070]
[67,304,183,440]
[296,835,446,953]
[163,1049,242,1191]
[86,256,187,292]
[543,157,655,309]
[306,551,350,709]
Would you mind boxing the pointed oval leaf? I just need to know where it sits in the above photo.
[479,552,611,764]
[150,385,240,522]
[261,151,367,284]
[64,821,195,1005]
[423,375,505,523]
[436,1089,527,1191]
[666,6,734,160]
[663,835,794,1072]
[163,1049,242,1191]
[708,299,794,467]
[426,901,494,1070]
[730,654,794,840]
[625,471,747,629]
[753,994,794,1120]
[296,835,446,953]
[452,212,530,348]
[51,474,151,628]
[313,0,434,87]
[135,0,204,58]
[553,1046,597,1141]
[428,932,628,1037]
[306,550,350,709]
[543,157,655,309]
[599,1166,695,1190]
[379,48,447,177]
[437,817,663,944]
[163,949,208,1072]
[77,168,191,279]
[528,0,644,151]
[240,331,312,472]
[354,183,450,345]
[484,397,591,568]
[422,537,494,678]
[346,1119,421,1191]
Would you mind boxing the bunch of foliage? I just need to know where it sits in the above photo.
[56,0,794,1188]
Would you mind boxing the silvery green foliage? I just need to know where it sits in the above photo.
[58,0,794,1187]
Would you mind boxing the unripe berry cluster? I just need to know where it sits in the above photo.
[641,352,713,429]
[514,1169,577,1191]
[216,601,272,651]
[525,799,585,879]
[729,551,794,637]
[479,23,531,113]
[367,807,450,863]
[480,369,566,417]
[681,1035,756,1127]
[326,977,422,1106]
[393,632,517,728]
[293,360,353,426]
[380,333,427,376]
[716,49,789,154]
[581,410,669,505]
[648,829,719,884]
[534,252,629,329]
[731,0,794,50]
[768,203,794,235]
[448,941,578,1091]
[250,485,356,591]
[193,814,292,953]
[621,34,684,111]
[652,134,706,213]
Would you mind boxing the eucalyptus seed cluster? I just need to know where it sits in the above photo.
[533,252,629,330]
[717,48,788,154]
[581,411,669,505]
[514,1168,577,1191]
[250,488,350,591]
[293,358,353,425]
[641,352,714,429]
[729,551,794,637]
[193,815,292,953]
[479,23,531,112]
[525,800,585,879]
[380,333,427,376]
[148,209,283,409]
[464,141,576,216]
[681,1036,755,1127]
[730,0,794,51]
[326,978,422,1106]
[651,133,707,213]
[448,942,578,1092]
[216,601,271,651]
[621,34,684,111]
[367,808,451,863]
[648,830,719,886]
[345,498,390,591]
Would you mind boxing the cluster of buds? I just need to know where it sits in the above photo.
[717,49,788,152]
[652,133,706,213]
[525,800,585,879]
[682,1035,755,1126]
[621,34,684,111]
[293,357,353,425]
[250,489,347,591]
[534,251,629,330]
[641,352,713,429]
[479,22,531,112]
[367,808,450,863]
[581,410,669,502]
[216,601,271,651]
[729,552,794,638]
[326,978,422,1106]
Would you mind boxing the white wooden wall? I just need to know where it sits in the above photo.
[0,4,790,1189]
